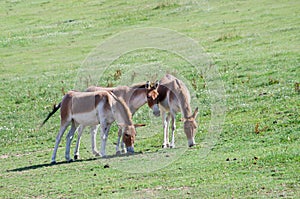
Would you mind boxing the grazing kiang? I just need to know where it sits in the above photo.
[41,90,138,164]
[73,81,160,160]
[147,74,199,148]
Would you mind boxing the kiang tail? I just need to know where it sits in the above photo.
[40,102,61,128]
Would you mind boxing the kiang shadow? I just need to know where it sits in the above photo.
[6,151,144,173]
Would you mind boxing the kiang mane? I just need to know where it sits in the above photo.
[130,82,147,89]
[171,79,192,118]
[110,92,133,122]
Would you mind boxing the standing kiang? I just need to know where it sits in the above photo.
[41,90,138,164]
[147,74,199,148]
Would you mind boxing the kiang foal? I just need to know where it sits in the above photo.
[41,90,137,164]
[147,74,199,148]
[74,81,159,160]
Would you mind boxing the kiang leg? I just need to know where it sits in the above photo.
[170,113,176,148]
[65,121,78,162]
[120,138,126,154]
[90,125,100,156]
[116,127,123,155]
[120,128,126,154]
[162,112,171,148]
[74,125,85,160]
[51,121,70,164]
[100,122,111,157]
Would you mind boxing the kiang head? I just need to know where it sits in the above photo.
[145,80,160,117]
[182,107,199,147]
[122,124,145,153]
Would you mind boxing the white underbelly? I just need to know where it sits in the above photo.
[72,110,99,126]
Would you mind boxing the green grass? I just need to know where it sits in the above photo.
[0,0,299,198]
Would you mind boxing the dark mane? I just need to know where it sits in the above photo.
[130,82,146,89]
[108,91,133,124]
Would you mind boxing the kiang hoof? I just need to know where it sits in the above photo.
[51,161,56,165]
[116,151,121,156]
[162,144,170,148]
[189,144,195,148]
[67,159,74,163]
[94,152,101,157]
[170,145,175,148]
[74,155,79,160]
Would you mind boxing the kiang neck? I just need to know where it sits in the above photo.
[128,88,147,114]
[110,93,133,127]
[182,105,192,119]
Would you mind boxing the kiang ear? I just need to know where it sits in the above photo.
[154,80,160,88]
[192,107,199,119]
[145,81,150,89]
[134,124,146,128]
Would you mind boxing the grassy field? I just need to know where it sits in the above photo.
[0,0,299,198]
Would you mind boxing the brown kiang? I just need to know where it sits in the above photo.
[147,74,199,148]
[41,90,138,164]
